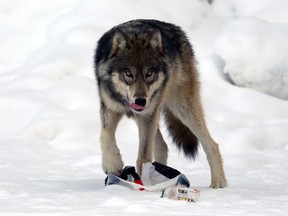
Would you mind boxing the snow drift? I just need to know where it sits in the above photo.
[215,17,288,99]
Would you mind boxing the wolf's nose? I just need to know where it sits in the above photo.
[135,98,146,107]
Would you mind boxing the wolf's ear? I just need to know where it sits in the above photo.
[111,30,128,56]
[148,30,162,52]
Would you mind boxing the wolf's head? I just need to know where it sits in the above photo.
[97,28,168,114]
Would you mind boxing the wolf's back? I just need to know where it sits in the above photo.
[94,19,194,66]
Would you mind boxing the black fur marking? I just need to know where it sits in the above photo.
[95,31,113,64]
[164,109,199,160]
[104,80,128,106]
[100,102,108,128]
[94,19,190,67]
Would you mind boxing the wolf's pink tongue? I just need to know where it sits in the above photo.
[130,103,145,111]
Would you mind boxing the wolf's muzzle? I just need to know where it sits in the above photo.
[130,98,146,112]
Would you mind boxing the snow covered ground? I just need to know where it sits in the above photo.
[0,0,288,215]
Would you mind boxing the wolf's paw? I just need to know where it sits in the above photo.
[210,176,228,189]
[102,153,124,176]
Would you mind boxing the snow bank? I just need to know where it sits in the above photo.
[212,0,288,23]
[215,17,288,99]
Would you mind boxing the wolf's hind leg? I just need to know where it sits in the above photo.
[170,87,227,188]
[100,105,124,176]
[177,101,227,188]
[153,128,168,165]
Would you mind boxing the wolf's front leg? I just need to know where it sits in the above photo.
[135,111,160,175]
[154,128,168,165]
[100,105,123,176]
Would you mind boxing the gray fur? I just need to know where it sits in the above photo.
[94,19,227,188]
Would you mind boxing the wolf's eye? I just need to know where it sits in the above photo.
[146,71,154,78]
[125,70,133,78]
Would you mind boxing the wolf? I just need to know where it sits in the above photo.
[94,19,227,188]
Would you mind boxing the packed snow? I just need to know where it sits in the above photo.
[0,0,288,215]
